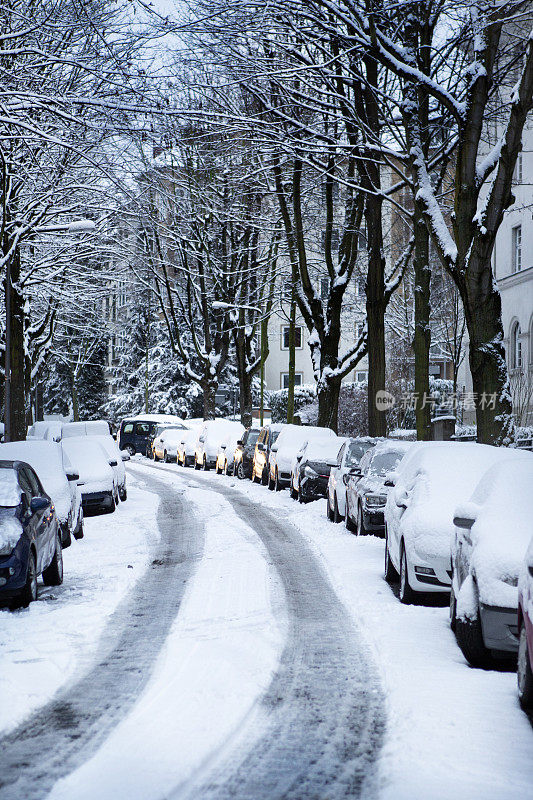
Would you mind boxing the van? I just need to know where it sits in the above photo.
[119,415,188,456]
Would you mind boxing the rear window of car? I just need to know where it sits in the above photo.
[135,422,151,435]
[247,430,260,446]
[122,423,133,434]
[345,443,371,467]
[369,450,404,476]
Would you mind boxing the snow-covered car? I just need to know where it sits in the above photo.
[384,441,526,604]
[451,454,533,668]
[518,529,533,709]
[0,440,83,548]
[215,426,247,475]
[345,440,412,536]
[61,420,110,438]
[118,414,188,456]
[90,434,129,501]
[26,420,64,442]
[252,423,285,485]
[194,420,244,471]
[232,427,261,479]
[290,436,345,503]
[177,428,201,467]
[327,437,377,522]
[152,428,189,463]
[268,424,337,491]
[0,460,62,608]
[62,436,118,515]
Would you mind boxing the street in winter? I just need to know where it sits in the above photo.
[1,1,533,799]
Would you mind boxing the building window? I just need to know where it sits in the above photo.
[356,370,367,382]
[512,225,522,273]
[281,372,303,389]
[513,152,523,184]
[281,325,302,349]
[355,321,365,340]
[510,322,522,370]
[319,277,330,300]
[355,275,366,296]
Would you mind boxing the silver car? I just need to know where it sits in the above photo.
[327,438,376,522]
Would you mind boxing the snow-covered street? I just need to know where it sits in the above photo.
[0,460,532,800]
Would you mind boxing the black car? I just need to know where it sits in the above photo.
[251,424,285,484]
[233,428,261,479]
[0,460,62,608]
[119,416,187,457]
[291,438,344,503]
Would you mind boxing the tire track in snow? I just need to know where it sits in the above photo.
[0,470,204,800]
[140,461,385,800]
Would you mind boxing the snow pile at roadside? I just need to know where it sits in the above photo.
[0,475,157,736]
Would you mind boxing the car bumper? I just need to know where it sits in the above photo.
[301,476,329,499]
[480,604,519,653]
[0,539,29,597]
[407,549,452,593]
[82,490,114,512]
[362,507,386,535]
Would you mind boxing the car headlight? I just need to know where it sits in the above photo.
[364,493,386,508]
[304,465,318,478]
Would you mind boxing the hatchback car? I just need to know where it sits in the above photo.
[194,421,244,471]
[518,532,533,709]
[62,437,118,515]
[291,437,344,502]
[151,425,189,461]
[233,428,261,479]
[451,454,532,667]
[327,437,377,522]
[252,424,285,485]
[0,460,62,608]
[177,428,201,467]
[268,424,336,491]
[345,440,412,536]
[119,415,187,456]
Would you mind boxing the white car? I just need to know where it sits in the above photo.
[268,424,337,491]
[177,428,201,467]
[384,441,528,604]
[62,436,118,515]
[0,440,83,547]
[26,420,64,442]
[215,427,245,474]
[90,434,129,501]
[327,437,377,522]
[194,420,244,471]
[451,454,533,667]
[61,420,111,438]
[153,428,190,463]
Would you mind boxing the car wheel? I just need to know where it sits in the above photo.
[455,608,492,668]
[274,470,282,492]
[333,495,343,524]
[153,451,159,461]
[13,550,38,609]
[215,460,222,474]
[290,481,298,500]
[262,467,269,486]
[345,495,357,532]
[125,445,135,457]
[449,584,457,632]
[384,533,398,583]
[42,534,64,586]
[119,486,127,502]
[518,622,533,709]
[61,524,72,550]
[194,457,201,470]
[73,517,84,540]
[164,450,171,463]
[399,545,416,604]
[356,504,368,536]
[203,455,210,471]
[326,496,333,520]
[237,462,245,480]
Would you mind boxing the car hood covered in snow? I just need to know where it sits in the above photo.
[61,437,115,494]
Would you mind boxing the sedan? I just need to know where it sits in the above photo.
[327,437,377,522]
[291,437,344,503]
[62,437,118,515]
[0,459,62,608]
[233,428,261,479]
[345,440,412,537]
[252,424,285,485]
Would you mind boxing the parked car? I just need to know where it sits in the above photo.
[268,424,337,491]
[61,437,118,515]
[215,426,246,475]
[251,423,285,485]
[384,441,526,604]
[91,434,129,501]
[518,531,533,709]
[118,414,188,456]
[232,428,261,479]
[327,437,377,522]
[177,428,202,467]
[451,455,533,667]
[62,420,110,438]
[0,441,83,548]
[194,421,244,471]
[150,425,190,460]
[345,440,412,536]
[27,420,64,442]
[0,460,62,608]
[290,436,345,503]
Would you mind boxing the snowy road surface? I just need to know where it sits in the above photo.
[0,461,532,800]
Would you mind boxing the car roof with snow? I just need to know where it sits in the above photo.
[0,441,72,521]
[62,420,110,438]
[275,425,336,448]
[122,414,188,426]
[300,437,346,462]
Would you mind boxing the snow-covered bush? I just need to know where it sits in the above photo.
[270,384,316,423]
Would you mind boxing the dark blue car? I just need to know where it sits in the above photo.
[0,460,62,609]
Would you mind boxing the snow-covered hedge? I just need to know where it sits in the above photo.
[270,384,317,423]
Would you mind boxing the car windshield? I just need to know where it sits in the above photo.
[345,443,372,467]
[0,467,21,507]
[369,450,404,477]
[247,430,260,446]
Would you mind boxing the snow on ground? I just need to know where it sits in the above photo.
[47,470,284,800]
[197,470,533,800]
[0,473,158,736]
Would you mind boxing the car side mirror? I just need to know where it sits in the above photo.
[66,471,80,482]
[271,445,278,453]
[453,502,479,530]
[384,478,395,487]
[121,451,130,462]
[394,487,409,509]
[257,442,265,451]
[30,496,50,513]
[109,459,118,467]
[296,454,303,461]
[453,516,475,530]
[199,436,205,443]
[237,439,243,446]
[220,444,226,450]
[350,467,362,476]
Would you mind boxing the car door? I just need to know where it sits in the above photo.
[19,467,50,573]
[350,449,371,509]
[329,442,345,505]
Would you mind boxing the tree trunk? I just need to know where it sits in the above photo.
[7,248,26,441]
[286,290,297,423]
[463,265,514,445]
[413,211,432,440]
[260,317,267,426]
[71,370,80,422]
[366,196,387,437]
[317,372,341,432]
[202,380,216,420]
